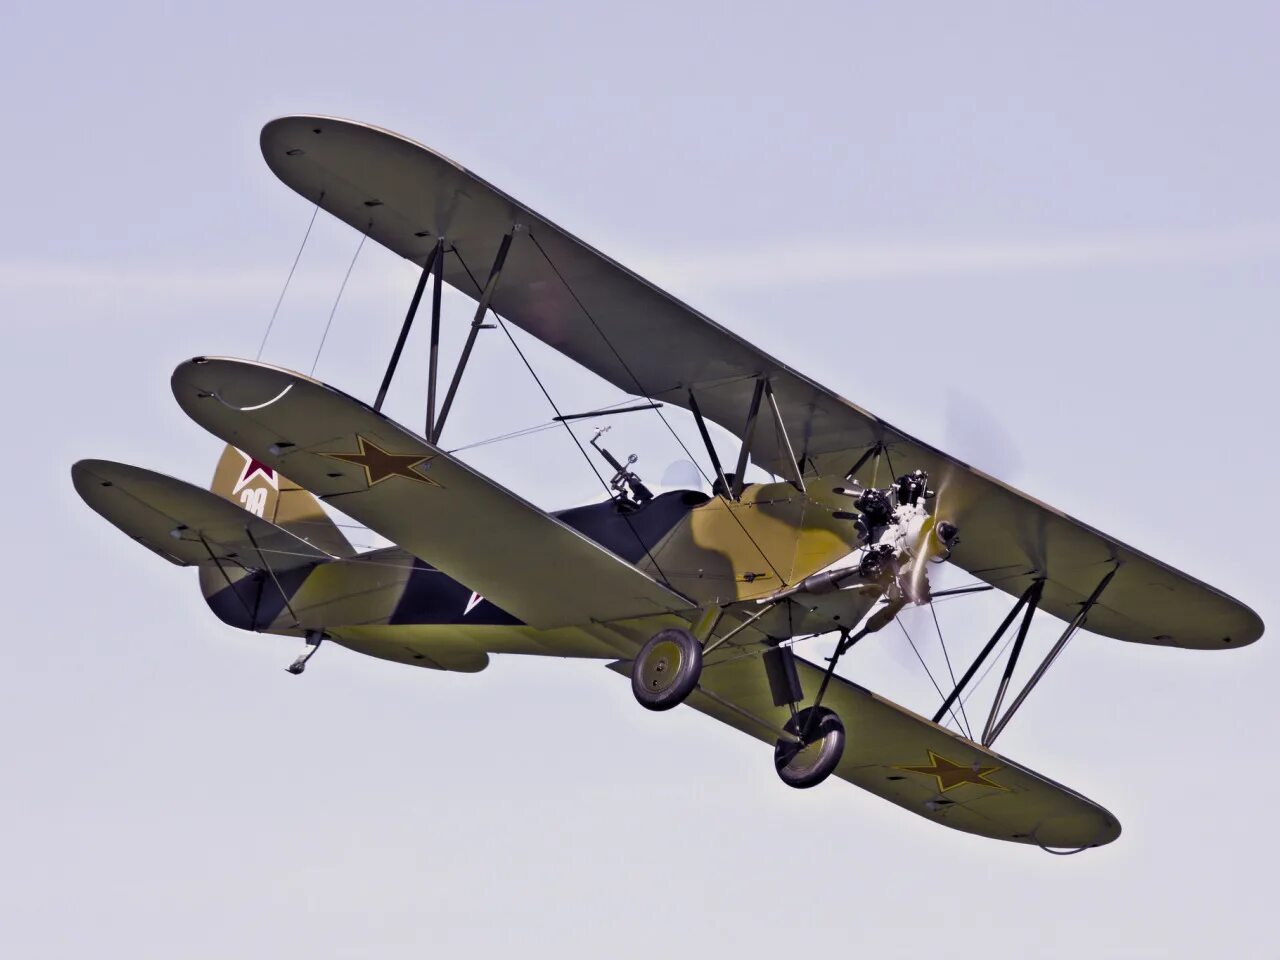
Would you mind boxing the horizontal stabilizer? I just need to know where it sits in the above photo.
[73,459,333,570]
[171,357,694,629]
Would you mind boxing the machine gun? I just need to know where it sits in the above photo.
[590,427,654,508]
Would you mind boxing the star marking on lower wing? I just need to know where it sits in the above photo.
[895,750,1008,793]
[321,435,442,488]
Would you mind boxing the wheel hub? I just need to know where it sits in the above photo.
[630,627,703,712]
[640,640,682,692]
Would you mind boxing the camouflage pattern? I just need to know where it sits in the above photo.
[198,440,860,671]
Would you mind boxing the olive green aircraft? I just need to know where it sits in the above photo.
[73,116,1264,852]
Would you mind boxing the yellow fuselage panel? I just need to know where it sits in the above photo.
[641,481,858,604]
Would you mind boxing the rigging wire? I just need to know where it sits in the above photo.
[525,230,787,586]
[444,397,645,455]
[960,628,1020,708]
[447,420,559,453]
[930,602,973,739]
[926,574,1051,720]
[956,576,1055,710]
[896,616,968,734]
[258,194,322,361]
[310,226,367,377]
[449,246,672,582]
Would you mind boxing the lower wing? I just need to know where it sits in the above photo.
[611,650,1120,848]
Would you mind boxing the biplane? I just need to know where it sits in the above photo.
[73,116,1264,852]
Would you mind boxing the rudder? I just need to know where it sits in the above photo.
[210,444,355,558]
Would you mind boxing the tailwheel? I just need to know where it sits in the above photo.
[774,706,845,789]
[631,627,703,711]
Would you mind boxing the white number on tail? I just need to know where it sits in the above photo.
[240,486,268,518]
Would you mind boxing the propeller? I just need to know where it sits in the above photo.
[901,388,1026,607]
[943,388,1025,483]
[925,390,1026,578]
[827,393,1028,703]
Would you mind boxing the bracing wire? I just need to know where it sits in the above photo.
[258,194,322,361]
[897,616,968,734]
[447,420,559,454]
[444,397,645,455]
[960,630,1020,708]
[310,227,367,377]
[494,314,673,582]
[526,230,787,586]
[448,246,672,582]
[930,602,973,739]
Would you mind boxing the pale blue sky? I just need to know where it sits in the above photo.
[3,2,1278,957]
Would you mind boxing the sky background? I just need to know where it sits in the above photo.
[3,2,1278,957]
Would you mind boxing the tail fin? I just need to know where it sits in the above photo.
[210,444,355,558]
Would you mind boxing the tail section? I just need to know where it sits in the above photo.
[210,444,355,559]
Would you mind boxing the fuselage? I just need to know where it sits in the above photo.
[198,479,865,670]
[202,490,707,637]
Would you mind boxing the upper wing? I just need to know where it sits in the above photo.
[260,115,1262,650]
[610,650,1120,849]
[171,357,695,630]
[73,459,332,570]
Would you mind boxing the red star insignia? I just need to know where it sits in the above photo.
[233,448,278,494]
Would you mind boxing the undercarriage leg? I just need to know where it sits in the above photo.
[772,597,906,790]
[801,628,860,740]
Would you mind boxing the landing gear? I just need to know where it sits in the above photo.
[286,630,325,675]
[631,627,703,711]
[774,706,845,789]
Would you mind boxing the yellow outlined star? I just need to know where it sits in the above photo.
[895,750,1008,793]
[321,435,441,488]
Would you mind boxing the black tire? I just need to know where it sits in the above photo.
[631,627,703,711]
[774,706,845,789]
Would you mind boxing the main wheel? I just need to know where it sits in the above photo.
[631,627,703,711]
[774,706,845,789]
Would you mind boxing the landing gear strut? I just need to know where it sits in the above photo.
[768,608,903,790]
[631,627,702,710]
[765,640,851,790]
[286,630,325,675]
